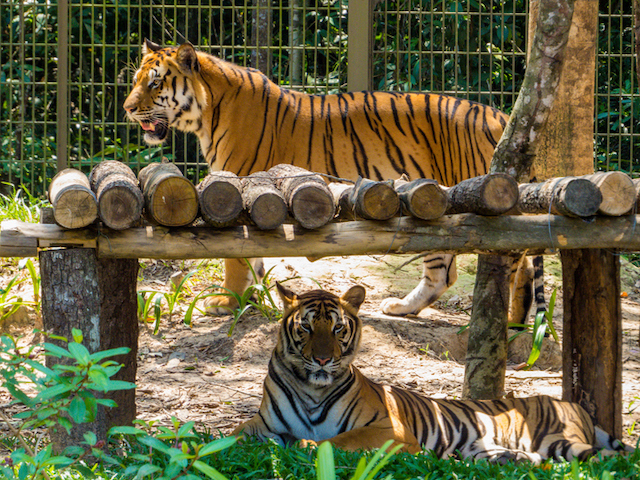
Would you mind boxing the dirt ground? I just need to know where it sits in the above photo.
[1,253,640,446]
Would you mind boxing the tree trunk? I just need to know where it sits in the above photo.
[462,255,511,399]
[464,0,575,400]
[561,249,622,438]
[39,248,138,453]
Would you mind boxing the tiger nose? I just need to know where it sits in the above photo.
[315,356,331,366]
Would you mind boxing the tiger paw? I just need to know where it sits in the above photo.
[380,297,421,316]
[298,439,319,450]
[203,294,239,316]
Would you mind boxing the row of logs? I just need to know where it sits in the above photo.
[48,161,638,231]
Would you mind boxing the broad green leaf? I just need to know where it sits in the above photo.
[68,342,91,365]
[35,383,74,402]
[108,425,145,436]
[316,442,336,480]
[89,347,130,362]
[43,342,73,359]
[198,436,238,457]
[83,431,97,446]
[71,328,83,344]
[68,395,87,423]
[192,460,230,480]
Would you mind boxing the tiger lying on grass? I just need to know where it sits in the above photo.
[232,283,632,463]
[123,39,542,324]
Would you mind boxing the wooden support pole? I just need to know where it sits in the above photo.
[39,249,138,452]
[560,249,622,438]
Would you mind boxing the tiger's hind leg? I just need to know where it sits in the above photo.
[204,258,265,315]
[380,254,457,315]
[509,255,546,328]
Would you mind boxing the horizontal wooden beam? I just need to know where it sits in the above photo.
[2,214,640,259]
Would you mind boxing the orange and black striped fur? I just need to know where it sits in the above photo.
[123,40,538,321]
[233,284,631,463]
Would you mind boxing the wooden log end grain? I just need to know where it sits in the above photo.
[477,173,519,215]
[242,172,288,230]
[396,178,448,220]
[139,163,199,227]
[49,169,98,229]
[289,185,336,229]
[586,171,636,216]
[96,174,144,230]
[351,178,400,220]
[554,177,602,217]
[197,172,244,226]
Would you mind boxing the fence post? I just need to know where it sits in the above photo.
[347,0,373,91]
[56,0,69,172]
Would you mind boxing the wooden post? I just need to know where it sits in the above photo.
[560,249,622,437]
[39,249,138,452]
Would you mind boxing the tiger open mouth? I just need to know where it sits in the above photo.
[139,118,169,143]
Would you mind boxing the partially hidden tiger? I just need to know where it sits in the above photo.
[232,283,632,463]
[123,39,540,323]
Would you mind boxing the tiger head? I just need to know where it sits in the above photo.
[123,39,207,145]
[275,283,366,387]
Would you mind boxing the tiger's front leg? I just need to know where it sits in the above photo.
[204,258,264,315]
[380,254,457,315]
[316,425,422,454]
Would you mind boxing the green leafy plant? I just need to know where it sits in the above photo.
[0,328,136,479]
[0,273,34,327]
[522,289,559,370]
[106,417,236,480]
[185,260,284,335]
[316,440,402,480]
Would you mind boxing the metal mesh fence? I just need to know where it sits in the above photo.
[0,0,637,198]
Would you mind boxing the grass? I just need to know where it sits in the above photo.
[93,435,640,480]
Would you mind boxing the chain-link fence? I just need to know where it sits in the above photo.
[0,0,637,197]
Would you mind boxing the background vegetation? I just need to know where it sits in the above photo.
[0,0,638,197]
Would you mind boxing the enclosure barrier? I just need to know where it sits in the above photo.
[0,164,635,452]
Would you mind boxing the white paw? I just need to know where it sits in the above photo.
[380,297,421,316]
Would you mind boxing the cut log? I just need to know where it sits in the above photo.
[394,177,448,220]
[584,171,635,216]
[40,248,138,452]
[329,182,355,219]
[197,172,244,227]
[138,162,199,227]
[445,173,519,216]
[89,161,143,230]
[269,164,335,229]
[48,168,98,229]
[333,177,399,220]
[242,172,288,230]
[516,177,602,217]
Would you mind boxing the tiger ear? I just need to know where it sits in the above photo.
[276,282,298,313]
[143,39,162,55]
[176,42,200,75]
[341,285,366,313]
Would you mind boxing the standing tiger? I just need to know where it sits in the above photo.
[233,284,632,463]
[123,39,536,322]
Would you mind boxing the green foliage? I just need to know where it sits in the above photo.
[185,260,283,335]
[0,329,135,479]
[0,184,47,223]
